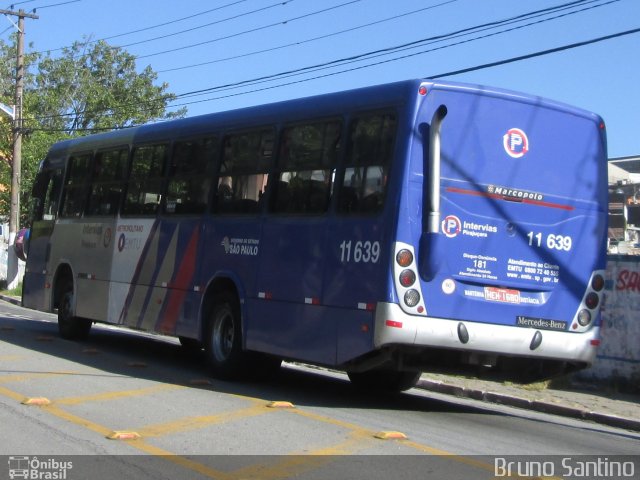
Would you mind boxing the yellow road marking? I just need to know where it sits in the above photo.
[0,375,509,479]
[136,403,269,437]
[0,371,78,384]
[55,384,184,405]
[0,385,26,402]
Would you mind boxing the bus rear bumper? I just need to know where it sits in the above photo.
[374,302,599,366]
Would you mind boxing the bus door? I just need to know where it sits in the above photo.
[22,161,64,311]
[415,85,607,328]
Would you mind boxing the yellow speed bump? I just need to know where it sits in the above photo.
[266,401,295,409]
[106,431,141,441]
[21,397,52,406]
[374,431,407,440]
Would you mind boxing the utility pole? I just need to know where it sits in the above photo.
[1,8,38,290]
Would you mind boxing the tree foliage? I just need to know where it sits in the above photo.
[0,37,186,225]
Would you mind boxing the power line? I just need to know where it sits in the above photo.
[158,0,461,74]
[24,0,629,125]
[134,0,362,59]
[169,0,619,101]
[149,24,640,114]
[34,0,80,10]
[429,26,640,78]
[34,0,284,55]
[25,24,640,132]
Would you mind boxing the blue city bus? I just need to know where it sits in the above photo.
[21,79,608,391]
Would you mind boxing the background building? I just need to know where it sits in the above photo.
[608,155,640,255]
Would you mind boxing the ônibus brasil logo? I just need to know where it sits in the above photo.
[503,128,529,158]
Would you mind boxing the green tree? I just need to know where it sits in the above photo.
[0,37,187,225]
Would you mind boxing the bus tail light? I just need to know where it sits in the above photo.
[585,292,599,310]
[404,289,421,307]
[396,249,413,267]
[591,274,605,292]
[394,242,426,315]
[577,309,591,326]
[399,269,416,287]
[571,270,605,331]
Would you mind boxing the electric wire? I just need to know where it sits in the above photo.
[24,25,640,133]
[28,0,610,122]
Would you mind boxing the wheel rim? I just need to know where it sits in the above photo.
[212,305,234,362]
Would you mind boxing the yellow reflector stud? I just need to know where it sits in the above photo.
[374,431,407,440]
[267,401,295,409]
[22,397,51,406]
[107,431,141,441]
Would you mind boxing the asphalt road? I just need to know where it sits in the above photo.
[1,300,639,480]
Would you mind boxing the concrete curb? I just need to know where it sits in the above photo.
[416,378,640,432]
[0,294,21,307]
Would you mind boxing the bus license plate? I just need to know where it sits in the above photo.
[484,287,521,304]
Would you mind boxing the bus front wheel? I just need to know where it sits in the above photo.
[204,293,249,379]
[57,284,92,341]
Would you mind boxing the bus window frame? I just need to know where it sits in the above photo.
[163,135,219,217]
[59,150,94,220]
[85,145,130,218]
[213,126,276,217]
[335,108,398,217]
[269,116,343,217]
[121,142,169,218]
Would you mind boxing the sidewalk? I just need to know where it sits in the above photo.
[418,372,640,432]
[2,294,638,432]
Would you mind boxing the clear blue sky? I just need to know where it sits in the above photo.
[4,0,640,158]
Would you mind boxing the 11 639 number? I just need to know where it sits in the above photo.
[339,240,381,263]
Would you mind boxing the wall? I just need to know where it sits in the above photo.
[578,255,640,388]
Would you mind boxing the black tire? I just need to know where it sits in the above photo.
[57,284,92,340]
[204,292,250,379]
[347,369,421,393]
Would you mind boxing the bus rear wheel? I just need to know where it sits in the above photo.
[347,369,421,393]
[204,293,249,380]
[57,284,92,341]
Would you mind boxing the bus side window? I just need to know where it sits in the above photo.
[165,137,217,215]
[60,153,92,218]
[122,144,167,216]
[86,148,129,217]
[215,129,273,215]
[338,112,396,214]
[272,120,341,215]
[31,167,63,222]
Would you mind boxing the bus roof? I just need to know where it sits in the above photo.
[46,78,602,158]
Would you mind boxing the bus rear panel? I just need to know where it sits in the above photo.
[375,81,607,379]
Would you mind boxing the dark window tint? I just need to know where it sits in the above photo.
[31,167,63,221]
[338,112,396,214]
[272,120,341,214]
[122,144,167,216]
[215,129,274,215]
[60,153,92,218]
[165,137,216,215]
[86,148,128,216]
